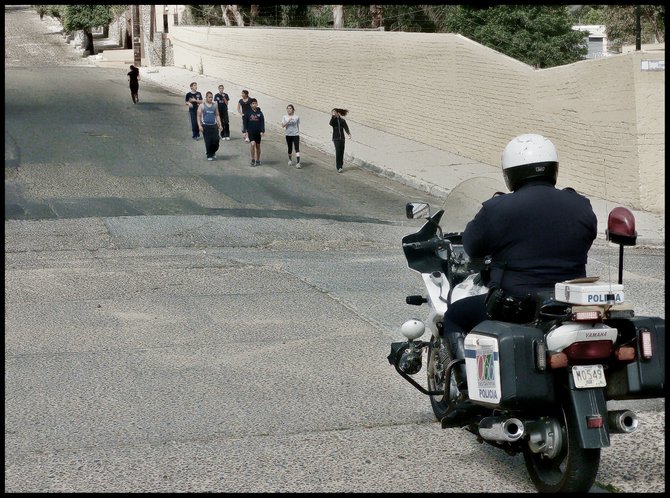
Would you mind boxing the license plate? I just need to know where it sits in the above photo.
[572,365,606,388]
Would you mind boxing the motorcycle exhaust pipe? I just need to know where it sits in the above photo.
[478,416,525,442]
[608,409,639,434]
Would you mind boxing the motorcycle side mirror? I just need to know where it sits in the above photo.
[606,207,637,246]
[406,202,430,219]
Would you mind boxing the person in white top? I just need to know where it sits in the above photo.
[281,104,301,168]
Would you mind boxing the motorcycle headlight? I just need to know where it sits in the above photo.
[401,319,425,340]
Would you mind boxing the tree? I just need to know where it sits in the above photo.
[568,5,607,25]
[370,4,383,29]
[249,4,260,25]
[33,5,48,20]
[422,4,455,32]
[47,4,64,20]
[277,5,310,28]
[62,5,113,55]
[220,5,244,26]
[245,5,286,27]
[305,5,333,28]
[380,4,440,32]
[332,5,343,29]
[109,5,129,18]
[605,5,665,52]
[186,5,222,25]
[445,5,587,68]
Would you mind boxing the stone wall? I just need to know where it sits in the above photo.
[108,12,129,48]
[139,5,174,67]
[106,7,174,66]
[168,25,664,212]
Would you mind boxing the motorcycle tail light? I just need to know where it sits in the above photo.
[639,329,653,358]
[586,415,604,429]
[571,310,602,321]
[548,352,568,369]
[615,346,636,361]
[563,340,613,360]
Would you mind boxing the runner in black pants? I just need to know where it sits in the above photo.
[329,108,351,172]
[127,65,140,104]
[237,90,253,142]
[242,98,265,166]
[185,82,203,140]
[197,92,223,160]
[281,104,302,168]
[214,84,230,140]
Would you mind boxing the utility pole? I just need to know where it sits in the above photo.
[635,5,641,51]
[132,5,141,66]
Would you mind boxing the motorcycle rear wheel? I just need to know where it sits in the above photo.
[522,405,600,493]
[427,335,459,420]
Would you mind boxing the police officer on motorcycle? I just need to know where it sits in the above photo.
[441,133,598,426]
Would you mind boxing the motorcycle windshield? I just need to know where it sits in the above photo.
[439,176,507,234]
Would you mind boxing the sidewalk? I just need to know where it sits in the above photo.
[91,47,665,247]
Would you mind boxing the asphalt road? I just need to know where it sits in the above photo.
[4,6,665,493]
[4,60,431,223]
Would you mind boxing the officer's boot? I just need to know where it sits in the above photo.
[446,331,468,392]
[441,332,483,428]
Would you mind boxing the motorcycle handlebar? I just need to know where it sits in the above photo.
[402,238,440,251]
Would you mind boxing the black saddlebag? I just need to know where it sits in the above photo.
[464,320,555,410]
[605,316,665,399]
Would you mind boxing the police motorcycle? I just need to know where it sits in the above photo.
[387,177,665,493]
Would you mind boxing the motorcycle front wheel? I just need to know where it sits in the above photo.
[426,335,459,420]
[522,405,601,493]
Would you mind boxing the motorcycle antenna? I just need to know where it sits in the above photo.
[602,157,617,305]
[603,158,613,291]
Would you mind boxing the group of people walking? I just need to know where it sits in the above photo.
[183,81,353,171]
[127,66,352,171]
[184,81,232,160]
[185,83,270,166]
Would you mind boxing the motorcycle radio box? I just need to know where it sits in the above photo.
[464,321,554,409]
[554,280,624,306]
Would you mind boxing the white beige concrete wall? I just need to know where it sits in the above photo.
[170,26,664,212]
[533,55,641,207]
[632,52,665,213]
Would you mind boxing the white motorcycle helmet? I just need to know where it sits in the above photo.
[501,133,559,191]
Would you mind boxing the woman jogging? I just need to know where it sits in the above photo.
[281,104,301,168]
[329,108,351,173]
[127,65,140,104]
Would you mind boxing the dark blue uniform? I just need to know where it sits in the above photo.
[442,179,598,375]
[464,179,597,298]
